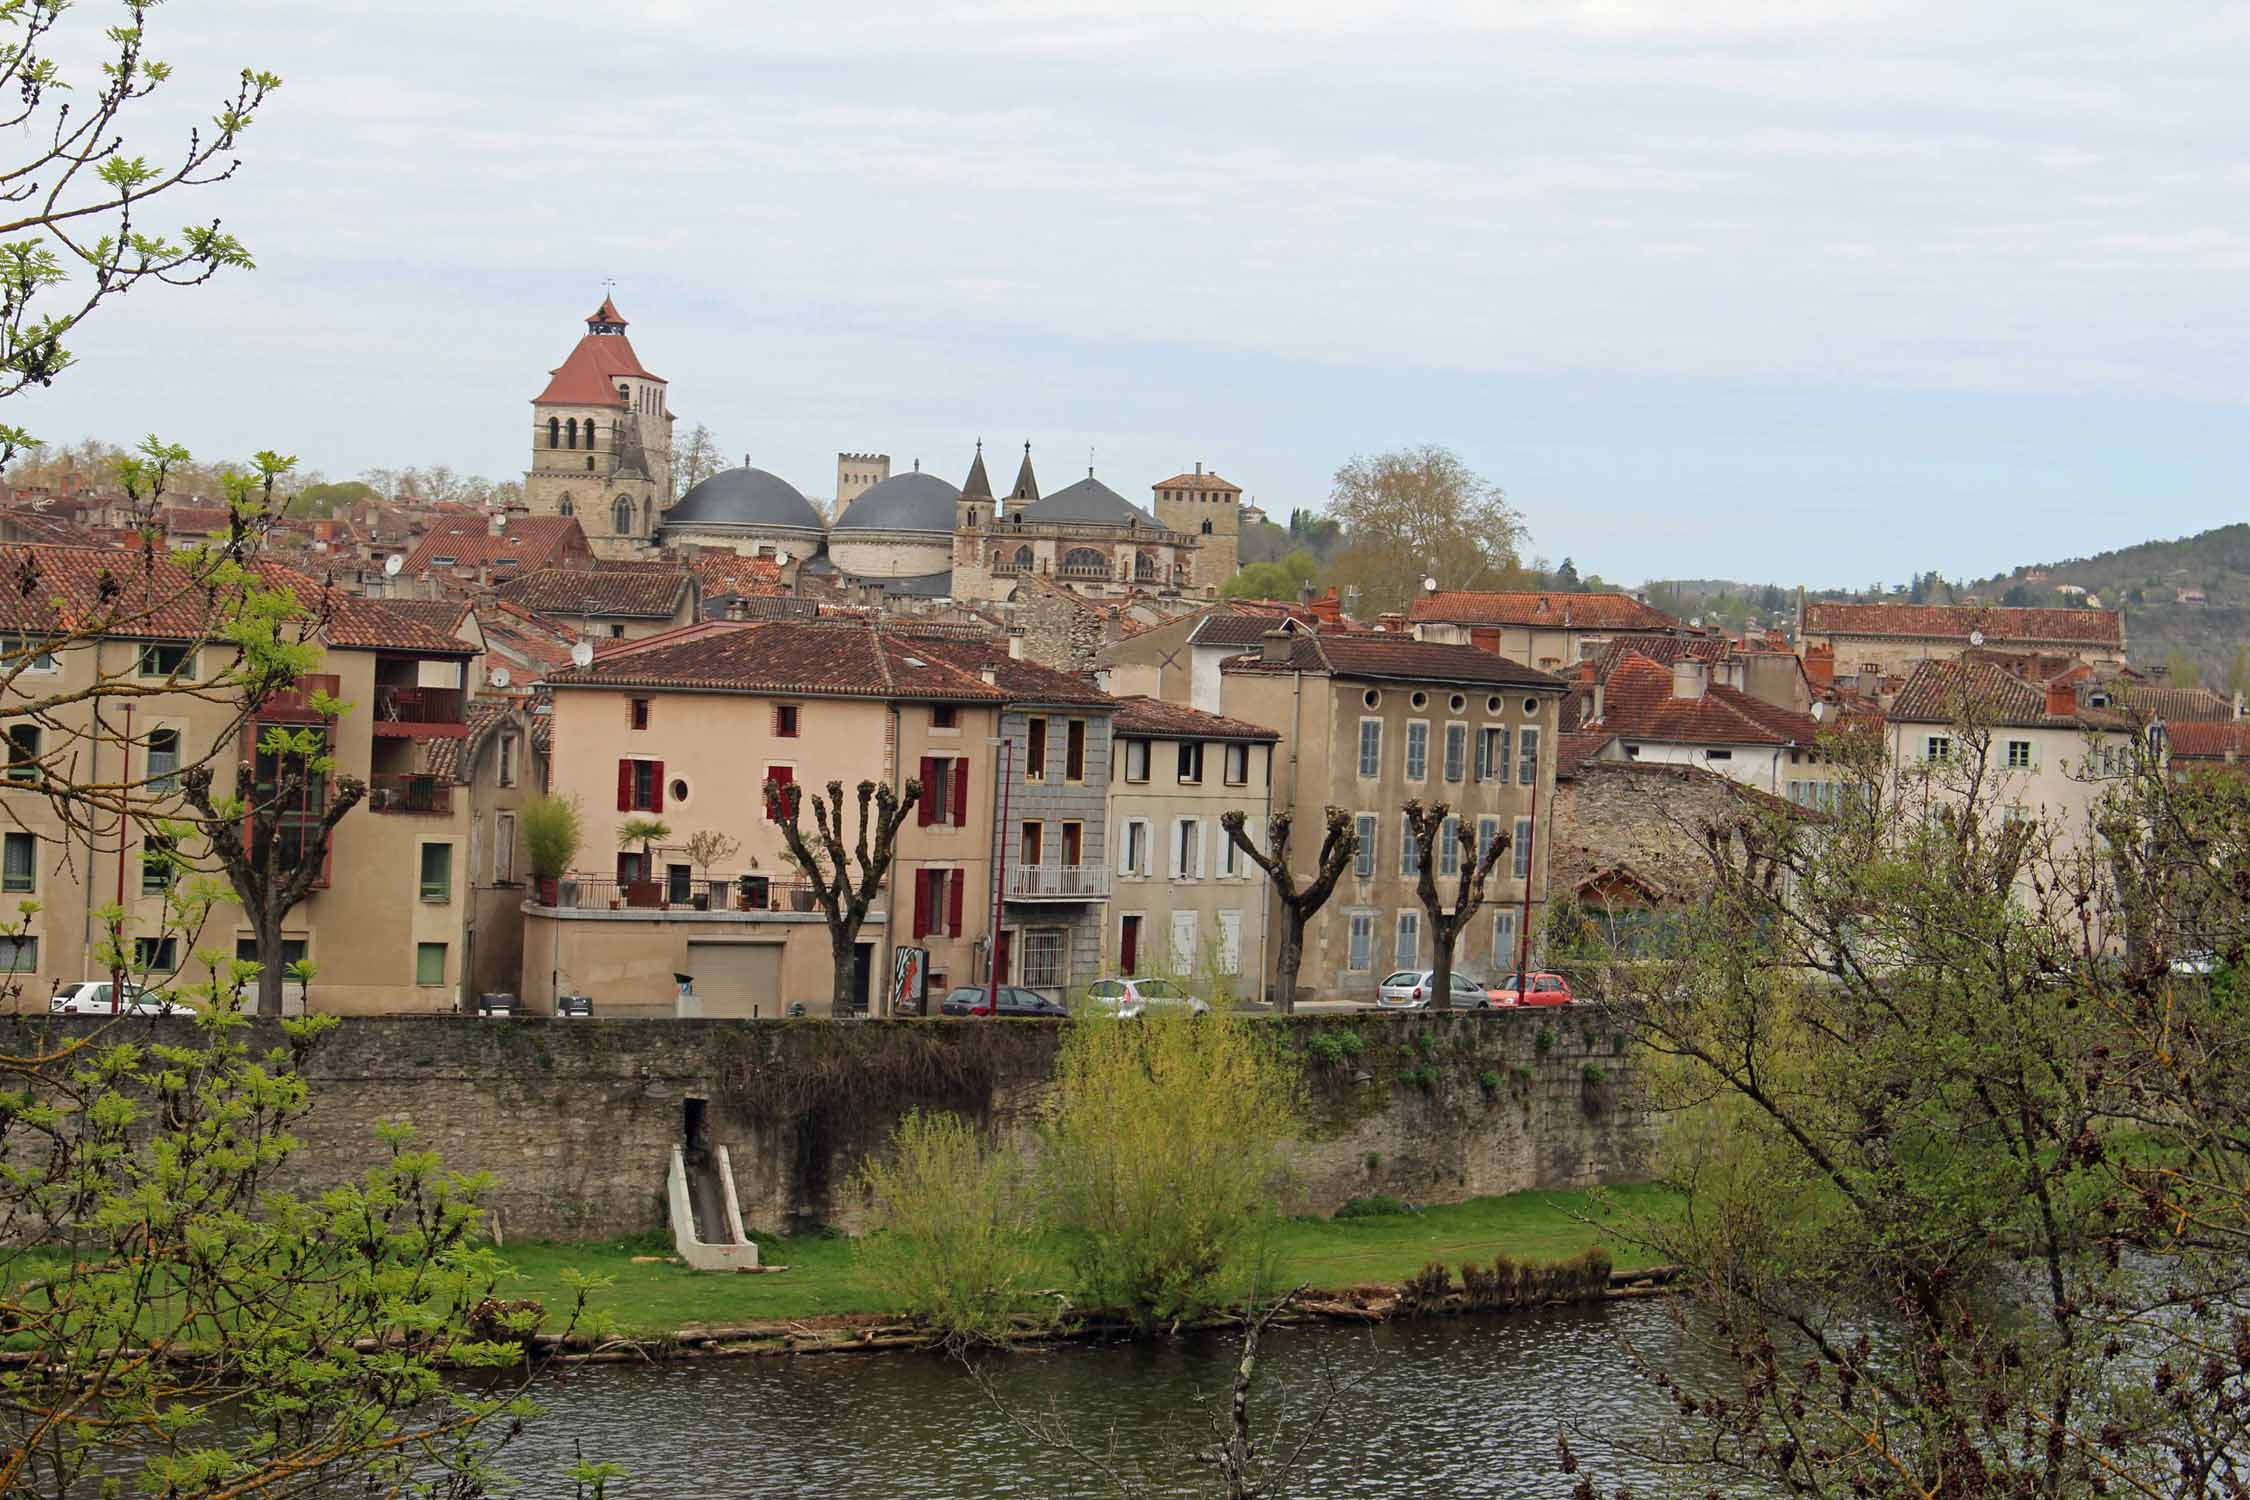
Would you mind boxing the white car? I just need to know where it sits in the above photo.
[49,980,196,1016]
[1081,977,1212,1018]
[1375,970,1492,1010]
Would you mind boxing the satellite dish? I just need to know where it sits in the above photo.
[569,641,594,668]
[493,512,507,531]
[383,554,404,577]
[1810,700,1826,722]
[1969,629,1985,646]
[775,549,791,567]
[1422,576,1439,593]
[489,666,511,689]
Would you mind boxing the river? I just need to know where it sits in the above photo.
[491,1298,1741,1498]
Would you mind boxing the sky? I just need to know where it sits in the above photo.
[9,0,2246,588]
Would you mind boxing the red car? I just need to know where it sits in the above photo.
[1488,971,1574,1007]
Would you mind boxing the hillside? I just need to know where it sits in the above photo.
[1970,523,2250,685]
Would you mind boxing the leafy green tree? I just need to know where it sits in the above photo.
[287,478,378,517]
[2002,582,2032,606]
[1324,445,1525,614]
[858,1110,1048,1347]
[1220,549,1320,601]
[1553,556,1581,591]
[2165,645,2203,688]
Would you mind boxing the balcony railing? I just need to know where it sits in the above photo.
[367,772,452,815]
[373,685,466,728]
[1056,564,1112,580]
[535,874,828,914]
[1006,862,1109,900]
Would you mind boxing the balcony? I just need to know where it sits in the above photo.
[1006,862,1109,901]
[534,874,828,914]
[367,772,452,815]
[371,685,467,738]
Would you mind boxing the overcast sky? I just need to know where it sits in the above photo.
[12,1,2246,587]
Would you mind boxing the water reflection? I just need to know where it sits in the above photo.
[498,1300,1739,1498]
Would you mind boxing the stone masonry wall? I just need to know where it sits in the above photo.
[52,1011,1650,1242]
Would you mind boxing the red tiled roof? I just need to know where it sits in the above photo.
[1110,695,1278,742]
[1590,654,1825,747]
[532,326,661,408]
[423,697,519,783]
[689,551,788,597]
[1224,631,1565,690]
[497,565,692,618]
[401,514,588,576]
[1803,602,2123,648]
[2165,721,2250,759]
[1409,590,1683,631]
[1151,470,1243,493]
[2121,684,2234,722]
[0,542,222,639]
[159,506,233,535]
[544,619,1015,702]
[1886,659,2132,730]
[380,599,473,636]
[1554,730,1615,780]
[474,598,580,673]
[251,564,477,655]
[893,629,1115,706]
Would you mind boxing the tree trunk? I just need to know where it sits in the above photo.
[1428,923,1455,1013]
[253,914,286,1018]
[829,923,859,1019]
[1273,909,1306,1014]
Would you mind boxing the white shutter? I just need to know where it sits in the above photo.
[1118,820,1135,877]
[1217,911,1241,975]
[1171,912,1198,968]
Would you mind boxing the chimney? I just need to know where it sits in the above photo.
[1260,629,1293,666]
[2235,690,2244,722]
[2045,679,2077,718]
[979,665,998,685]
[1007,627,1026,660]
[1195,461,1203,476]
[725,597,747,621]
[1856,668,1879,700]
[1673,659,1709,701]
[1577,660,1596,683]
[1376,611,1405,633]
[1592,681,1606,722]
[488,512,504,537]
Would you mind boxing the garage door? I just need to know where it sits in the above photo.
[685,941,782,1018]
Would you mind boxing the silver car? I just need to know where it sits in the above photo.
[1081,977,1212,1018]
[1375,970,1491,1010]
[49,980,197,1016]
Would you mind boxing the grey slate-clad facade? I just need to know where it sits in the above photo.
[990,703,1112,994]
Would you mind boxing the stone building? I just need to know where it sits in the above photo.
[1408,590,1690,673]
[1798,601,2127,678]
[522,298,674,560]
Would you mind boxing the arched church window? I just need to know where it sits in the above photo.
[548,417,560,449]
[1134,551,1158,582]
[613,497,633,536]
[566,419,578,450]
[585,456,595,472]
[586,420,598,450]
[559,496,574,517]
[1061,547,1105,578]
[1012,545,1034,573]
[1201,520,1213,535]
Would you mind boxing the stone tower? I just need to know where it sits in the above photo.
[1002,440,1040,519]
[525,297,675,560]
[1151,463,1242,590]
[834,451,891,522]
[955,441,994,533]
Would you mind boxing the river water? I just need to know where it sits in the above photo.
[492,1299,1738,1498]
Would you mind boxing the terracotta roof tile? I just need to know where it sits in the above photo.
[1589,653,1825,747]
[1409,590,1683,631]
[532,329,661,408]
[497,565,692,618]
[893,628,1115,705]
[1151,470,1243,493]
[381,599,473,636]
[0,541,220,639]
[1224,631,1565,690]
[545,618,1014,702]
[1887,659,2132,730]
[2164,721,2250,759]
[1110,695,1278,742]
[401,515,588,575]
[2121,684,2234,722]
[1804,601,2123,649]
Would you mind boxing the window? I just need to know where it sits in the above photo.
[1119,914,1142,975]
[134,726,176,795]
[912,868,965,939]
[1358,719,1382,778]
[2006,739,2033,769]
[1438,815,1461,876]
[6,724,40,782]
[1444,723,1467,783]
[415,942,447,986]
[1395,911,1421,970]
[418,843,452,902]
[629,698,650,731]
[667,863,693,904]
[1026,718,1048,781]
[134,937,177,973]
[1348,912,1373,972]
[1354,814,1377,877]
[1926,735,1953,764]
[1216,911,1241,975]
[1517,726,1541,785]
[774,704,801,738]
[1705,749,1732,762]
[764,763,795,820]
[0,934,37,972]
[1400,813,1419,876]
[932,704,958,731]
[1021,821,1045,868]
[1177,740,1204,785]
[1120,818,1150,877]
[1493,910,1518,971]
[3,634,56,671]
[1223,741,1249,786]
[496,812,517,883]
[2,831,33,892]
[566,418,578,449]
[613,497,633,535]
[1065,719,1087,781]
[559,497,574,517]
[497,735,517,788]
[1122,738,1150,782]
[1218,825,1241,878]
[548,417,561,449]
[1513,817,1532,880]
[620,758,660,812]
[138,643,194,678]
[1475,726,1507,782]
[1478,816,1501,867]
[918,756,964,826]
[1020,929,1067,989]
[141,834,172,895]
[1172,818,1202,879]
[1405,721,1429,781]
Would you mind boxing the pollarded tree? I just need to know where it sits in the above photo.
[1221,807,1358,1013]
[768,776,923,1016]
[1402,799,1509,1012]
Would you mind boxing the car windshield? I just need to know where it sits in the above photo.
[1136,979,1187,999]
[1381,972,1418,988]
[944,988,983,1005]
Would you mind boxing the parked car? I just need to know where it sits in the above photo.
[1375,970,1493,1010]
[555,993,595,1018]
[939,985,1068,1018]
[1489,971,1576,1007]
[49,980,194,1016]
[476,992,522,1018]
[1081,977,1213,1018]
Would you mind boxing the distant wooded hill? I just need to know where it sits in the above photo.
[1971,523,2250,686]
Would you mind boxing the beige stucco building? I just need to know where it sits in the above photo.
[1409,590,1690,673]
[1801,601,2127,679]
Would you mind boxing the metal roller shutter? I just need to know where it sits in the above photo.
[685,941,781,1018]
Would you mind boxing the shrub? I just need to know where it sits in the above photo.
[1338,1029,1366,1057]
[522,793,583,880]
[1397,1260,1454,1315]
[1306,1031,1348,1065]
[1041,1010,1296,1329]
[1535,1024,1557,1056]
[857,1110,1047,1346]
[1332,1194,1412,1220]
[1399,1063,1438,1092]
[1478,1069,1503,1097]
[1582,1062,1608,1087]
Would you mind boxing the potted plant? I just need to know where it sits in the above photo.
[778,847,819,911]
[616,816,671,908]
[736,871,769,911]
[523,793,583,906]
[683,829,741,912]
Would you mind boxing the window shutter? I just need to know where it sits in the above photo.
[912,871,931,938]
[772,704,783,736]
[918,757,938,826]
[1118,822,1134,877]
[947,868,965,937]
[951,757,970,828]
[616,759,632,812]
[651,760,665,814]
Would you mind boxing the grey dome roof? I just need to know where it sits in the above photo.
[1018,475,1158,529]
[835,470,958,533]
[665,466,824,533]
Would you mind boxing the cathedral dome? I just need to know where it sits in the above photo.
[835,470,957,534]
[665,467,825,534]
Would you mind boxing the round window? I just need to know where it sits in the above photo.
[1449,693,1466,713]
[669,778,690,805]
[1363,689,1381,709]
[1487,695,1502,714]
[1522,698,1540,717]
[1410,691,1428,710]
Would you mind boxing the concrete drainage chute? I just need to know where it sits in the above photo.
[668,1097,758,1271]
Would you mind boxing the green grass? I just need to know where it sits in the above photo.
[494,1183,1681,1337]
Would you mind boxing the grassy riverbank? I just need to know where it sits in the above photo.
[497,1183,1679,1336]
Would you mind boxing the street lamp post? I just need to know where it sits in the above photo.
[986,734,1014,1014]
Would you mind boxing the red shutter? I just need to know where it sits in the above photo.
[1120,916,1139,976]
[766,764,794,820]
[918,757,937,826]
[951,757,969,828]
[912,871,931,939]
[946,868,965,938]
[616,759,632,812]
[651,760,665,814]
